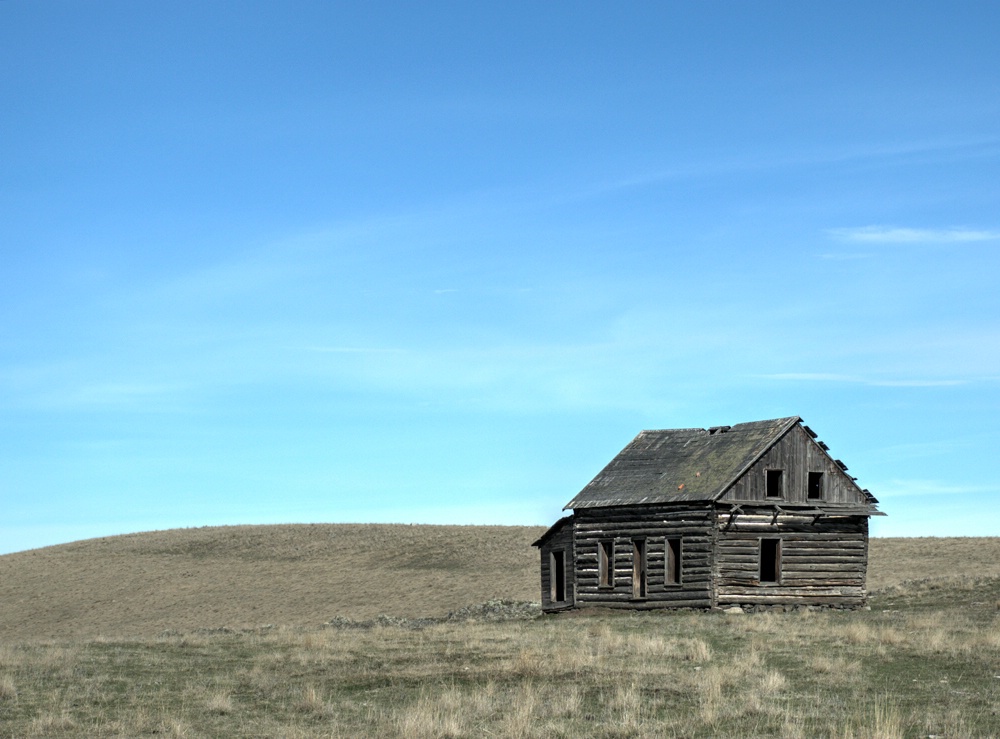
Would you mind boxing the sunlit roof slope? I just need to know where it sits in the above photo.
[565,417,801,509]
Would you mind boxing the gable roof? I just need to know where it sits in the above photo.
[531,515,573,548]
[565,417,802,509]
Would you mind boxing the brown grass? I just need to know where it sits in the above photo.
[867,536,1000,590]
[0,674,17,701]
[0,523,545,641]
[1,595,998,736]
[1,526,999,645]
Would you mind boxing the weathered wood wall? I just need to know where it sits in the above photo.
[572,505,715,609]
[720,424,865,505]
[539,519,575,611]
[715,508,869,607]
[542,421,876,612]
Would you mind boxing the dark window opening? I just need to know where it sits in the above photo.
[760,538,781,584]
[599,541,615,588]
[550,550,566,602]
[765,469,784,498]
[665,537,682,585]
[632,539,647,599]
[807,471,824,500]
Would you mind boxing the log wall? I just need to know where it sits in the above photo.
[572,505,715,609]
[539,519,575,611]
[715,508,869,607]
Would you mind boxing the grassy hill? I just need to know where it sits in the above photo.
[1,524,998,642]
[2,529,1000,736]
[0,524,546,642]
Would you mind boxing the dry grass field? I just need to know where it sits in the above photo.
[1,527,999,737]
[0,524,546,642]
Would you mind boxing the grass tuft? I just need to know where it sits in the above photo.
[295,684,330,716]
[28,710,76,735]
[0,674,17,701]
[204,690,235,715]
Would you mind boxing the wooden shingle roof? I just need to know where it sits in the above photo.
[565,416,802,509]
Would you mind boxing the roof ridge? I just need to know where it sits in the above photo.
[638,416,801,434]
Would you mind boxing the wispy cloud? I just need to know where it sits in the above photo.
[871,479,998,498]
[760,373,967,387]
[578,136,1000,203]
[33,381,187,412]
[829,226,1000,243]
[0,361,192,412]
[871,379,967,387]
[762,373,858,383]
[817,252,875,261]
[307,346,405,355]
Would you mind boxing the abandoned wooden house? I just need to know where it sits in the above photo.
[534,417,883,612]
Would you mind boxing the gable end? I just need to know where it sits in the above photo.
[719,423,870,506]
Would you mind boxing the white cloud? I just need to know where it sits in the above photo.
[817,252,874,261]
[762,373,861,382]
[759,373,967,387]
[66,382,183,407]
[307,346,405,354]
[868,379,966,387]
[0,362,190,412]
[829,226,1000,243]
[871,479,997,498]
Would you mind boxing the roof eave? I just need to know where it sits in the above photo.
[569,496,716,510]
[717,501,884,517]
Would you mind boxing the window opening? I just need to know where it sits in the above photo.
[599,541,615,588]
[807,471,824,500]
[665,537,682,585]
[765,469,784,498]
[760,539,781,583]
[550,550,566,602]
[632,539,647,598]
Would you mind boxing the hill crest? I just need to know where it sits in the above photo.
[0,523,546,641]
[2,525,999,642]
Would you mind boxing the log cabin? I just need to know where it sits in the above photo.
[534,417,883,612]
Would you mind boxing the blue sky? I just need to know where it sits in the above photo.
[2,2,999,554]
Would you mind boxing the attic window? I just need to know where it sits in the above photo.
[765,469,784,498]
[807,471,824,500]
[598,541,615,588]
